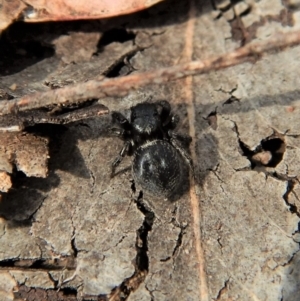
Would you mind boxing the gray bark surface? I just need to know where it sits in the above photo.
[0,0,300,300]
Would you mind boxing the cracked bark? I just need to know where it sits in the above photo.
[1,0,300,300]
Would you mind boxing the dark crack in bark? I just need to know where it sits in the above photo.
[232,121,286,169]
[208,163,226,184]
[134,191,155,277]
[71,237,78,259]
[48,271,59,288]
[0,256,76,271]
[222,95,239,105]
[204,110,218,130]
[28,196,48,222]
[213,278,229,301]
[97,28,136,49]
[217,237,223,255]
[160,223,187,263]
[282,179,300,217]
[272,247,300,270]
[108,191,155,301]
[14,284,79,301]
[89,169,96,194]
[104,49,140,78]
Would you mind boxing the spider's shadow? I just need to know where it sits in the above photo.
[0,114,121,223]
[2,86,299,223]
[0,123,89,223]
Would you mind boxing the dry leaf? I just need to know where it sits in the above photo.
[0,0,164,32]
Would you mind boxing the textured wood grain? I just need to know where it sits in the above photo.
[0,0,300,300]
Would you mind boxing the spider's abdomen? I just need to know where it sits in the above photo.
[132,140,189,200]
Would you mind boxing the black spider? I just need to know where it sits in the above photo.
[111,100,193,200]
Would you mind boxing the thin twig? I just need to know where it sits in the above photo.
[1,30,300,116]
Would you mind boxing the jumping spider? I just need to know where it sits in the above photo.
[111,100,193,200]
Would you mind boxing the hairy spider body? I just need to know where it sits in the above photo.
[111,100,192,200]
[133,140,189,199]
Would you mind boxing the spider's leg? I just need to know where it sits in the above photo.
[157,100,171,124]
[169,131,194,176]
[168,114,180,130]
[169,130,192,146]
[111,111,131,131]
[110,127,125,138]
[111,140,131,177]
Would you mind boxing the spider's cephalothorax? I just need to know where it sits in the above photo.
[111,100,193,201]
